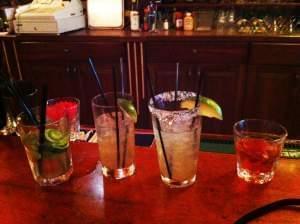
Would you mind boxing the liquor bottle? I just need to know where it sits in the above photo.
[174,10,183,30]
[183,12,193,31]
[130,0,140,31]
[143,5,150,31]
[144,0,157,32]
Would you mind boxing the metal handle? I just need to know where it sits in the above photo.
[63,48,70,53]
[188,66,192,77]
[66,66,71,73]
[72,66,77,73]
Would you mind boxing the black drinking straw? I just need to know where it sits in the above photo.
[175,62,179,103]
[120,57,129,168]
[120,57,125,96]
[8,80,38,126]
[146,70,172,179]
[194,68,204,108]
[38,85,48,154]
[112,67,121,168]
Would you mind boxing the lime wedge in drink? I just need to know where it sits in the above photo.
[180,96,223,120]
[117,98,138,123]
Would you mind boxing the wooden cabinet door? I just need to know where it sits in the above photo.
[200,64,246,134]
[16,41,129,125]
[143,41,248,134]
[245,65,300,138]
[145,62,246,134]
[248,43,300,138]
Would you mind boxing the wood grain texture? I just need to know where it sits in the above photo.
[0,136,299,224]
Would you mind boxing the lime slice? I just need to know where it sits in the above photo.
[45,129,64,143]
[117,98,138,123]
[180,96,223,120]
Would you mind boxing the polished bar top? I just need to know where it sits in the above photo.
[0,136,299,224]
[2,29,300,43]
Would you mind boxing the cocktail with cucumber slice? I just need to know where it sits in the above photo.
[17,108,73,186]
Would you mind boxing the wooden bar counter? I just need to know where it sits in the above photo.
[0,135,299,224]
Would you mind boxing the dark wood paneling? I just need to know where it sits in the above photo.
[17,42,126,62]
[145,42,248,64]
[250,43,300,65]
[143,41,248,134]
[16,41,129,125]
[245,65,300,138]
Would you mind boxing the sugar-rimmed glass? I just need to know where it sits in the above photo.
[148,91,202,188]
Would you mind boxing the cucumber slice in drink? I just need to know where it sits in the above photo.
[45,129,64,143]
[45,129,69,152]
[53,141,69,150]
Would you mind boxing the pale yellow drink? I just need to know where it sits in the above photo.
[149,91,201,188]
[154,130,200,184]
[95,112,135,172]
[92,93,136,179]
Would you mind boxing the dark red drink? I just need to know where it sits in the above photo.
[236,137,281,175]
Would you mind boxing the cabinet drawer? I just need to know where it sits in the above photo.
[145,42,248,64]
[250,43,300,65]
[16,42,126,62]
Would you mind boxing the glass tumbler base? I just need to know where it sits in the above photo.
[237,164,274,184]
[35,166,73,186]
[101,163,135,179]
[161,175,196,188]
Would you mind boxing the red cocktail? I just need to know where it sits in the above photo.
[47,97,80,141]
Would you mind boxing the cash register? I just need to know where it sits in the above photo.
[14,0,85,34]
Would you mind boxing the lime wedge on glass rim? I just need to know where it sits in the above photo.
[180,96,223,120]
[117,98,138,123]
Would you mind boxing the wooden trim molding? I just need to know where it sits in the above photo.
[126,42,133,96]
[1,40,12,77]
[12,40,22,80]
[133,42,140,113]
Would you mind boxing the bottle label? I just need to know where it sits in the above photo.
[130,11,140,31]
[176,19,183,28]
[163,21,169,30]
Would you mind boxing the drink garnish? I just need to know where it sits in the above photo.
[117,98,138,123]
[180,96,223,120]
[45,129,69,150]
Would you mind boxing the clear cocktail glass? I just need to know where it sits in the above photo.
[91,92,135,179]
[17,108,73,186]
[148,91,202,188]
[47,97,80,141]
[233,119,288,184]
